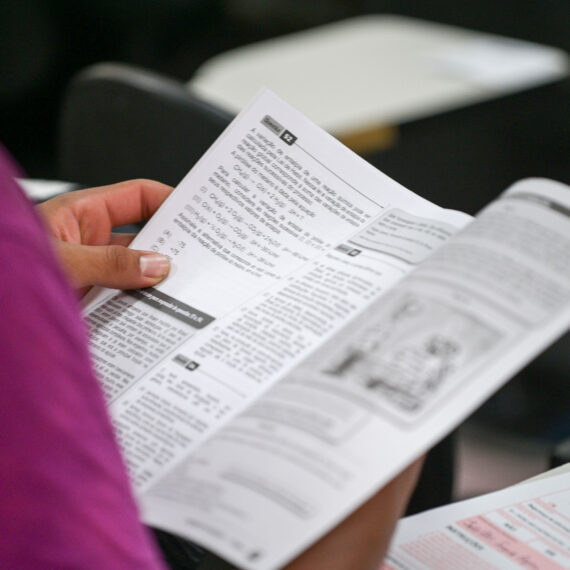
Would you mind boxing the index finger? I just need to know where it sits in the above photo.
[74,179,174,227]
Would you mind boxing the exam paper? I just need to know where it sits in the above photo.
[383,469,570,569]
[83,90,570,570]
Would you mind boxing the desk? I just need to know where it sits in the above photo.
[188,15,568,152]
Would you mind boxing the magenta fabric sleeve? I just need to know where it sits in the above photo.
[0,171,166,569]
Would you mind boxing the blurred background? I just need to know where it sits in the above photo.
[3,0,568,504]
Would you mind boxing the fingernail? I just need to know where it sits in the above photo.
[140,253,170,278]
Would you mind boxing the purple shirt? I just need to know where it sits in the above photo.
[0,170,166,569]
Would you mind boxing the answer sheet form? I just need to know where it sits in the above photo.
[383,470,570,569]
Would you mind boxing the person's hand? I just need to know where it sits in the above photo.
[38,179,173,294]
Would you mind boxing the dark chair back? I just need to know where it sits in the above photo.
[58,62,233,187]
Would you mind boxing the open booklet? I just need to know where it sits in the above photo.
[83,89,570,570]
[382,468,570,569]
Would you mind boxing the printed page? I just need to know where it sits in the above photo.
[141,178,570,569]
[83,90,470,490]
[383,469,570,569]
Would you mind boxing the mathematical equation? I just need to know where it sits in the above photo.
[149,228,186,258]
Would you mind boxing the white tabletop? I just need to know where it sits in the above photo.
[189,15,568,137]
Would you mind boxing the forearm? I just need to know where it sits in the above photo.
[284,458,424,570]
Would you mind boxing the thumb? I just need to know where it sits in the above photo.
[56,242,170,290]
